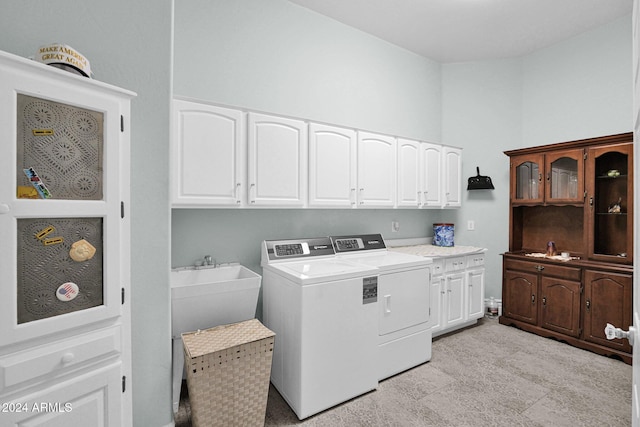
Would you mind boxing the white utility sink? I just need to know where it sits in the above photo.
[171,264,261,337]
[170,263,261,413]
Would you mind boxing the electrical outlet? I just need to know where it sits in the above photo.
[391,221,400,232]
[467,220,475,231]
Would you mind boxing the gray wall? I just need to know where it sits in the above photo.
[173,2,632,302]
[172,0,446,276]
[0,1,173,426]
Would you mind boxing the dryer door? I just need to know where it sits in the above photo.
[378,267,430,335]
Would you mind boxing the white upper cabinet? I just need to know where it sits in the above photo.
[248,113,308,207]
[172,99,245,207]
[309,123,357,207]
[357,132,397,207]
[397,138,421,207]
[442,146,462,208]
[170,99,460,209]
[421,142,443,207]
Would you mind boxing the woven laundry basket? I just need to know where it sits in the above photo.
[182,319,275,427]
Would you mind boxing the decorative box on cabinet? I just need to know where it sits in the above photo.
[501,133,633,364]
[0,50,134,425]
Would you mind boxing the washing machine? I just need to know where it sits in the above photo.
[330,234,433,380]
[261,237,379,420]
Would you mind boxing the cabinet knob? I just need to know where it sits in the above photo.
[61,352,75,365]
[0,203,9,214]
[586,299,591,311]
[531,294,535,304]
[542,297,547,306]
[535,265,545,271]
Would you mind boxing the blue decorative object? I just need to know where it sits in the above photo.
[433,223,454,247]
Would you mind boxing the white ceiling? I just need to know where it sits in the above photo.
[288,0,633,63]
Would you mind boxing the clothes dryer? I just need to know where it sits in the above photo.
[331,234,433,380]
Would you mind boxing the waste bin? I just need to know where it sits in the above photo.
[182,319,275,427]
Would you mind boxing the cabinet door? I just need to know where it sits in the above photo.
[466,268,485,320]
[247,113,307,206]
[503,269,538,325]
[421,142,442,207]
[545,148,584,204]
[585,143,633,264]
[442,146,461,208]
[444,272,465,328]
[308,123,356,207]
[3,362,122,426]
[583,269,632,353]
[357,132,396,207]
[396,138,421,207]
[171,100,245,207]
[540,276,581,337]
[510,154,544,205]
[0,60,130,346]
[430,275,444,333]
[378,268,430,335]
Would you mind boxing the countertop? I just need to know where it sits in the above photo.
[387,240,486,258]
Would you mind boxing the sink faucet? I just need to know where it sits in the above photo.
[204,255,215,267]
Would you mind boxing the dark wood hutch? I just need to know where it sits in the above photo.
[500,132,633,364]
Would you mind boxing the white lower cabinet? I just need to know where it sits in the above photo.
[2,362,122,426]
[431,253,486,337]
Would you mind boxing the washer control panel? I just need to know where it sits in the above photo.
[275,242,310,257]
[263,237,335,262]
[331,234,386,253]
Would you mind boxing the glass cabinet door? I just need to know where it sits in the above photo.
[545,149,584,204]
[14,95,107,324]
[586,143,633,264]
[510,154,544,204]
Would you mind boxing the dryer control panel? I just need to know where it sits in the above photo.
[331,234,386,253]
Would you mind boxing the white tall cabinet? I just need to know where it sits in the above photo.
[0,51,133,426]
